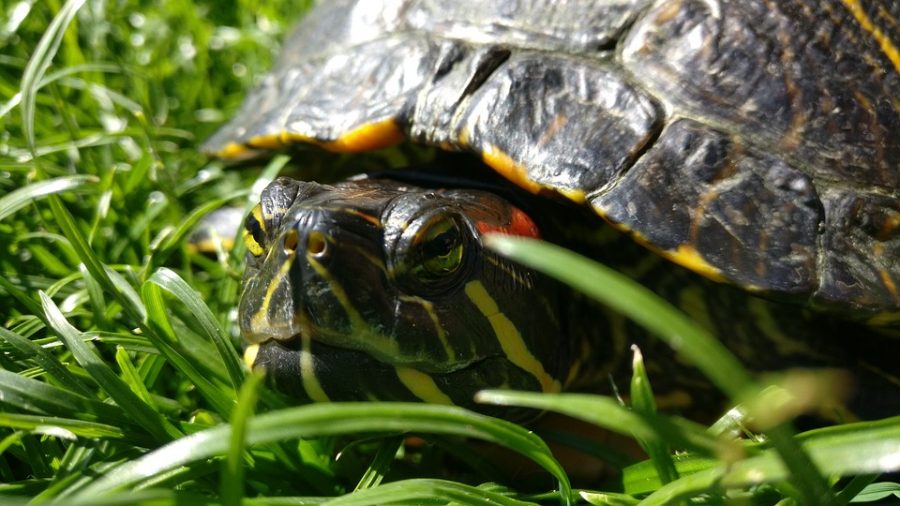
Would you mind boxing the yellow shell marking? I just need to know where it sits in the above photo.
[323,119,404,153]
[187,237,235,255]
[395,366,454,405]
[664,244,727,283]
[219,142,253,159]
[594,204,731,284]
[246,134,284,149]
[218,119,402,158]
[464,280,561,393]
[481,144,587,203]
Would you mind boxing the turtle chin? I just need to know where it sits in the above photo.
[247,337,543,421]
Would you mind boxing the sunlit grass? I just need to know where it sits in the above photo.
[1,1,899,505]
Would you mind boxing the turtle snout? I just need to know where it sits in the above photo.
[238,213,337,345]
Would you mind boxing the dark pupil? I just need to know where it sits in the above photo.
[423,228,459,260]
[416,220,463,278]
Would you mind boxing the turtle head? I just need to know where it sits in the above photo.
[239,176,569,416]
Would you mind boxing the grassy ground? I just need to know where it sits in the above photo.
[1,1,899,504]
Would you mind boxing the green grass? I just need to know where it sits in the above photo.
[1,1,899,505]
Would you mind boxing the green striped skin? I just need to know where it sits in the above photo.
[241,176,900,421]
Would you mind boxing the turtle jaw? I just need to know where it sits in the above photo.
[245,332,545,421]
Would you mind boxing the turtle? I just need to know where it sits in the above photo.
[203,0,900,419]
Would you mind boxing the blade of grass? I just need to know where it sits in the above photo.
[40,291,182,443]
[484,236,835,504]
[63,490,252,506]
[326,478,536,506]
[636,417,900,504]
[221,372,262,506]
[80,263,108,329]
[484,236,751,397]
[146,190,248,274]
[0,369,137,430]
[621,453,718,496]
[0,326,93,396]
[140,281,235,418]
[145,267,244,392]
[477,390,726,457]
[105,267,147,322]
[848,482,900,503]
[72,403,570,502]
[836,475,879,504]
[629,346,679,486]
[114,346,155,407]
[46,195,145,323]
[0,175,97,222]
[354,436,404,491]
[19,0,86,154]
[0,413,124,440]
[579,490,640,506]
[0,276,45,318]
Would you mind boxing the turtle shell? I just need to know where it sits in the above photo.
[204,0,900,319]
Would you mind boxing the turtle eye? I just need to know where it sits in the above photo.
[410,216,464,281]
[243,204,267,257]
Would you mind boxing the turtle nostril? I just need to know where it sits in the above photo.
[283,229,299,254]
[307,231,328,257]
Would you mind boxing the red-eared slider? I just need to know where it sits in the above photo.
[205,1,900,418]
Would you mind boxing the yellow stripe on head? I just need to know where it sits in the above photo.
[243,229,265,256]
[248,258,294,337]
[306,256,401,359]
[464,280,562,393]
[250,204,266,231]
[399,295,456,362]
[244,204,267,256]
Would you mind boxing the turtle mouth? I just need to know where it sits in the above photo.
[248,331,490,375]
[247,335,435,404]
[245,334,543,421]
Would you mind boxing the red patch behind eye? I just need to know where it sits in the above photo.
[475,207,541,238]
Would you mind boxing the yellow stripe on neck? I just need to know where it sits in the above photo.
[300,333,330,403]
[396,367,454,405]
[243,344,260,369]
[464,280,561,393]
